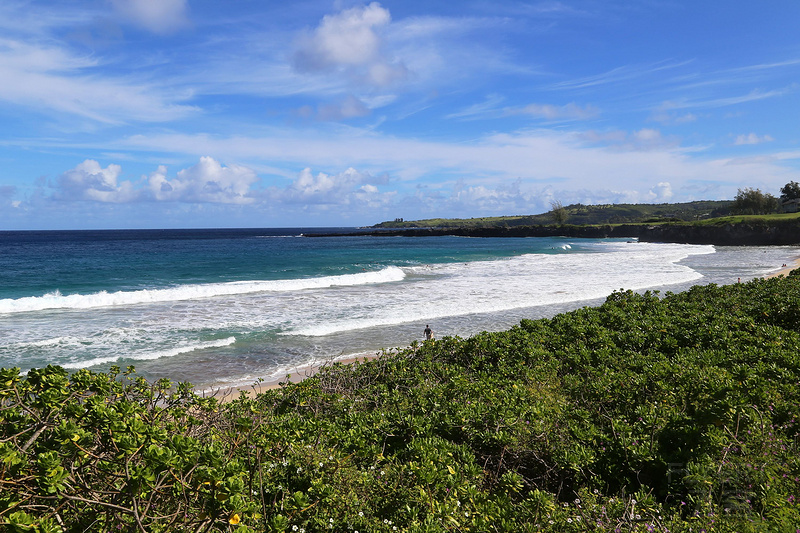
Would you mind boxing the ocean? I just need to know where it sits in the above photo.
[1,228,798,391]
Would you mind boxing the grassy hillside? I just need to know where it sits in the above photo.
[373,201,733,228]
[3,273,800,532]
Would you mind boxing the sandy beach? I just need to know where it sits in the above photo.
[767,257,800,278]
[207,352,385,402]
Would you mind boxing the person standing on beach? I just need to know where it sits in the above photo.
[424,325,433,341]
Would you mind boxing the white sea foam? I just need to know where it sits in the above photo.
[15,336,84,348]
[0,266,406,314]
[60,337,237,369]
[288,242,716,337]
[0,240,726,381]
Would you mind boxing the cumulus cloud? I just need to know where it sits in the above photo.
[53,157,258,204]
[55,159,138,202]
[277,167,392,209]
[292,2,408,87]
[734,133,774,145]
[648,181,673,201]
[110,0,190,34]
[147,157,258,204]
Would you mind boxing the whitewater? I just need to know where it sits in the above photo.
[1,228,797,389]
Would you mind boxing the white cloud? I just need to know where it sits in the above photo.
[0,39,198,124]
[277,167,391,209]
[147,157,258,204]
[648,181,673,201]
[292,2,408,87]
[734,133,775,145]
[110,0,190,35]
[55,159,138,202]
[53,157,258,204]
[445,94,506,120]
[114,124,800,214]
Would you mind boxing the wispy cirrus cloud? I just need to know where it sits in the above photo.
[660,87,792,111]
[0,38,198,125]
[511,102,599,120]
[548,60,693,91]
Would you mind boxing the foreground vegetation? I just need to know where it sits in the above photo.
[3,274,800,532]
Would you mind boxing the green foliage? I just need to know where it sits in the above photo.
[549,200,568,225]
[732,187,780,215]
[3,276,800,530]
[780,180,800,202]
[373,201,733,228]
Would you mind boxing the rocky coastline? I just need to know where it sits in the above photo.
[307,219,800,245]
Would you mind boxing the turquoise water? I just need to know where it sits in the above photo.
[1,229,797,389]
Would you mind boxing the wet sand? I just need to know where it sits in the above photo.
[767,258,800,278]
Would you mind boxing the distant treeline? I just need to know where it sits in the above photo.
[372,201,734,229]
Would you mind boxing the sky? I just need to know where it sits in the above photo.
[1,1,800,229]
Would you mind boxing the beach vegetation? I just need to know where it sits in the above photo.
[2,274,800,531]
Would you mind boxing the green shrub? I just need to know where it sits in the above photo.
[2,275,799,531]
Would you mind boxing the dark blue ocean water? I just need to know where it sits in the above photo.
[1,228,797,389]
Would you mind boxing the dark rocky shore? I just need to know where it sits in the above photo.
[307,219,800,245]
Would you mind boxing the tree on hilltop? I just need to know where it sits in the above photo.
[780,181,800,201]
[549,200,568,224]
[731,187,779,215]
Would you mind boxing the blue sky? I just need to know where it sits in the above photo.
[2,0,800,229]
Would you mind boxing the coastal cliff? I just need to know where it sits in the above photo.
[321,218,800,245]
[637,219,800,245]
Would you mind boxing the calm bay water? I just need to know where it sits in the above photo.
[1,228,797,389]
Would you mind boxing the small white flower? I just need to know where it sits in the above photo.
[567,518,573,523]
[358,512,364,517]
[292,526,298,532]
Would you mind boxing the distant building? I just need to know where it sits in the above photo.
[782,199,800,213]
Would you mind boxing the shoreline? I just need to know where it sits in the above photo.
[211,257,800,401]
[767,257,800,278]
[206,352,384,402]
